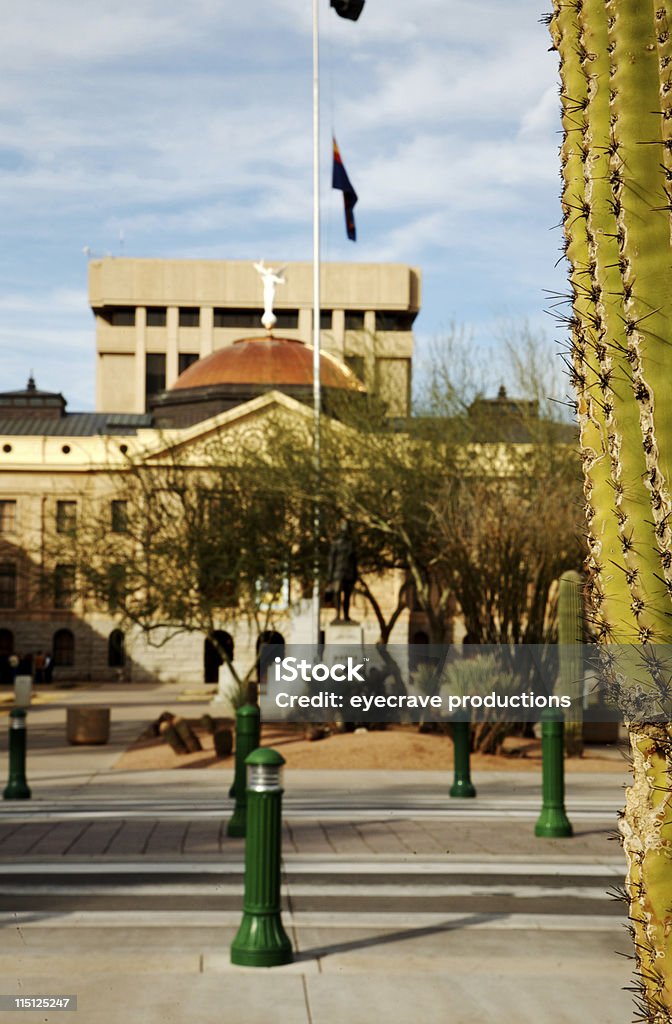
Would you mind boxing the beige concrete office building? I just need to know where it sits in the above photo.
[90,258,420,418]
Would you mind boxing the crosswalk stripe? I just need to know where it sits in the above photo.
[0,858,625,875]
[0,807,618,822]
[0,882,619,899]
[0,910,625,931]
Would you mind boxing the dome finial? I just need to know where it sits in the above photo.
[253,260,286,332]
[27,372,36,391]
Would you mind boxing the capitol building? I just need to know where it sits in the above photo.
[0,258,421,684]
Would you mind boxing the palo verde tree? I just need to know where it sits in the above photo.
[411,325,583,651]
[550,1,672,1017]
[71,415,315,693]
[432,444,583,646]
[317,351,583,652]
[318,395,462,644]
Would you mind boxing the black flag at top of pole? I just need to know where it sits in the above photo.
[330,0,365,21]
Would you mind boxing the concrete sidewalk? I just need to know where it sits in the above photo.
[0,918,633,1024]
[0,683,635,1023]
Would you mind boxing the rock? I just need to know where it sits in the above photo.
[305,726,330,742]
[159,720,188,754]
[173,717,202,753]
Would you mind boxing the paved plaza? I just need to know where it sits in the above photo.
[0,684,635,1023]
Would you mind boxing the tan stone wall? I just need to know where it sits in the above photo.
[0,395,419,684]
[97,353,136,412]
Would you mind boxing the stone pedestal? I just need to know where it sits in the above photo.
[324,621,364,652]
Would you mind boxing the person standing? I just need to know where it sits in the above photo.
[34,651,45,685]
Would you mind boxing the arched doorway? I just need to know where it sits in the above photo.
[108,629,125,669]
[0,628,13,657]
[0,628,13,685]
[53,628,75,667]
[409,629,430,672]
[257,630,285,693]
[203,631,234,684]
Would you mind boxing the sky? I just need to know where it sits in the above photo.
[0,0,567,411]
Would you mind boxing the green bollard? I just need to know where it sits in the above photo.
[4,709,31,800]
[227,704,261,837]
[450,719,476,798]
[230,748,293,967]
[535,708,573,838]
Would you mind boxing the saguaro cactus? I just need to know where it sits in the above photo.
[558,570,584,756]
[550,1,672,1017]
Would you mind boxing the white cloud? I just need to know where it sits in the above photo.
[0,0,568,409]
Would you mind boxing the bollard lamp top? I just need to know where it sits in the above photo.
[538,707,565,723]
[246,747,285,792]
[237,703,261,720]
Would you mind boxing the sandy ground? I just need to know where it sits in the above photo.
[113,720,628,773]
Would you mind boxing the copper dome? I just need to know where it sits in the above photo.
[171,336,365,392]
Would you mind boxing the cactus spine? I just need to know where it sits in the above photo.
[550,1,672,1017]
[557,570,583,756]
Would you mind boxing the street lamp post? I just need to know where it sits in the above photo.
[230,748,293,967]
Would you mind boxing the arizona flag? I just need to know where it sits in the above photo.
[332,137,358,242]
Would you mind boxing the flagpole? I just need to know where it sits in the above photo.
[311,0,322,651]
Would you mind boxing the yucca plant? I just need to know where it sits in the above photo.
[550,2,672,1017]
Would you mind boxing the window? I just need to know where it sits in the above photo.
[108,629,125,668]
[111,500,128,534]
[145,353,166,403]
[0,500,16,533]
[179,308,200,328]
[213,308,299,329]
[214,308,264,328]
[56,500,77,535]
[54,564,75,609]
[178,353,199,375]
[274,309,299,329]
[345,311,365,330]
[198,563,237,607]
[98,307,135,327]
[0,564,17,609]
[375,311,417,331]
[146,307,167,327]
[312,311,333,329]
[107,564,126,612]
[53,628,74,667]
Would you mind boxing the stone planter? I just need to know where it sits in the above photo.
[66,707,111,745]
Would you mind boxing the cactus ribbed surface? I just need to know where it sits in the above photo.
[550,1,672,1017]
[558,570,584,756]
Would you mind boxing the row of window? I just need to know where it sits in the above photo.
[0,563,73,610]
[0,558,128,611]
[0,500,128,537]
[0,561,127,612]
[98,306,417,332]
